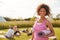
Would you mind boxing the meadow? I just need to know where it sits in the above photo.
[0,20,60,29]
[0,20,60,40]
[0,27,60,40]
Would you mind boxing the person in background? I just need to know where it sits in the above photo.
[22,28,29,33]
[5,25,15,38]
[14,26,21,36]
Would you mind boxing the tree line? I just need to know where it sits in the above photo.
[3,14,60,21]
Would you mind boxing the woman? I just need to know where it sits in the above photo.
[32,4,55,40]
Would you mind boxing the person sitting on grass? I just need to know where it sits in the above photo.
[5,25,15,38]
[22,28,29,33]
[14,26,21,36]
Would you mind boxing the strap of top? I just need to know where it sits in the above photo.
[34,18,47,25]
[42,19,47,25]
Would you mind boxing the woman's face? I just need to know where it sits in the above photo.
[39,8,46,17]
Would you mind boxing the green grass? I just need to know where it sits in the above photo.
[0,28,31,40]
[54,27,60,40]
[0,27,60,40]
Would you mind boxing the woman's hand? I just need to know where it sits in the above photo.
[44,35,48,37]
[44,32,54,38]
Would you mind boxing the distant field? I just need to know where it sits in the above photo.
[0,20,60,29]
[0,27,60,40]
[0,21,34,29]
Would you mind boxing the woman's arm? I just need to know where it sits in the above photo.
[46,20,55,37]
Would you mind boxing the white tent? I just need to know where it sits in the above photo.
[0,16,6,22]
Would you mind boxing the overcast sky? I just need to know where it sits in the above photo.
[0,0,60,19]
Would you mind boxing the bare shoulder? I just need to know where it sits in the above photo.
[46,19,52,25]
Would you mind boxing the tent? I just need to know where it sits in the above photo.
[0,16,6,22]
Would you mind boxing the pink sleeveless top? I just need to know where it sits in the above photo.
[33,19,48,40]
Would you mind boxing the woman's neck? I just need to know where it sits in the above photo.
[38,16,46,23]
[40,16,46,20]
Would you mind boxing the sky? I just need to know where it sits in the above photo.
[0,0,60,19]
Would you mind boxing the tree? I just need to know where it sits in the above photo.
[30,16,37,21]
[24,18,31,21]
[56,14,60,20]
[4,17,12,21]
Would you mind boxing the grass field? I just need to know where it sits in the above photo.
[0,20,60,29]
[0,27,60,40]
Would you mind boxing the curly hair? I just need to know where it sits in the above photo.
[37,4,50,16]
